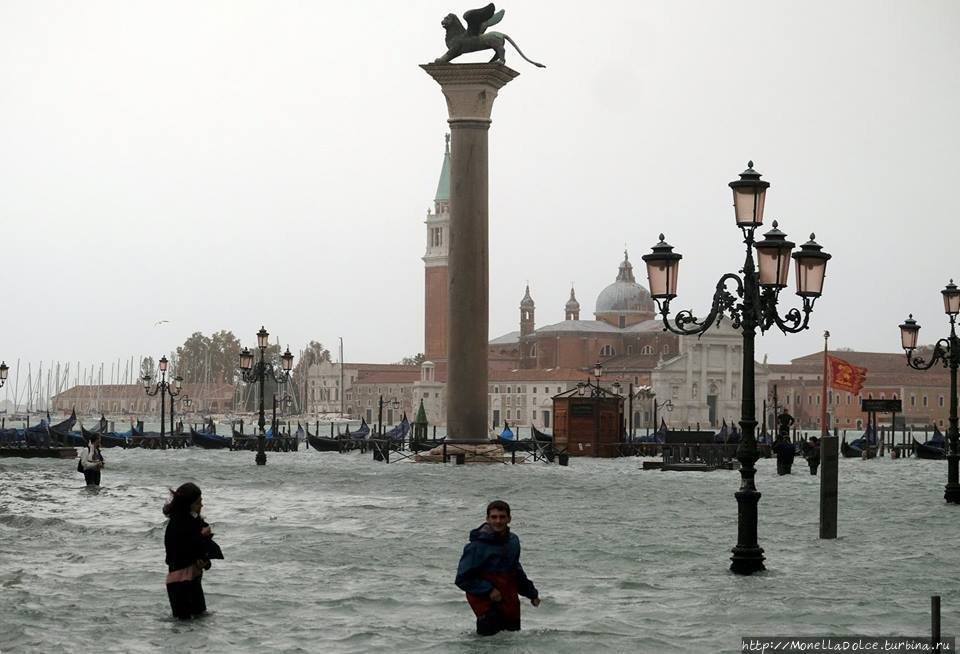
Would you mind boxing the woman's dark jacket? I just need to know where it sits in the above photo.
[165,513,222,572]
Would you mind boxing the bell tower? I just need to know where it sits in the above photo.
[423,134,451,361]
[565,286,580,321]
[520,285,535,337]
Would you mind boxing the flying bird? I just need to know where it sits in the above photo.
[154,320,170,326]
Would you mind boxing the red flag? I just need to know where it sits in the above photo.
[827,355,867,394]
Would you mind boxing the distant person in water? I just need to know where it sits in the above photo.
[163,483,223,620]
[455,500,540,636]
[772,433,796,475]
[79,433,105,486]
[805,436,821,475]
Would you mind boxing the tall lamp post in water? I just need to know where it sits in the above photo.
[238,326,294,466]
[641,162,831,575]
[898,279,960,503]
[142,355,183,449]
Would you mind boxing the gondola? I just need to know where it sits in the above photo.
[409,437,446,452]
[43,410,81,447]
[636,419,668,444]
[497,423,536,453]
[914,427,946,460]
[350,418,371,441]
[531,424,553,443]
[306,422,350,452]
[83,423,126,448]
[191,425,231,449]
[841,426,878,458]
[382,416,411,441]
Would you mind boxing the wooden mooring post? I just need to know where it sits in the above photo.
[819,428,838,539]
[932,595,941,652]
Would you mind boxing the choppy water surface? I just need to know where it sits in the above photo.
[1,449,957,653]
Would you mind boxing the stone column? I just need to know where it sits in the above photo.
[422,63,518,441]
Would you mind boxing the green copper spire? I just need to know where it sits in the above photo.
[414,398,429,425]
[434,133,451,202]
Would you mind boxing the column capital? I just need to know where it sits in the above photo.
[421,63,519,123]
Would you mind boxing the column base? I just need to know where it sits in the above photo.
[730,545,766,575]
[255,451,267,466]
[944,483,960,504]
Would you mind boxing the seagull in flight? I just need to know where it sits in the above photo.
[155,320,170,326]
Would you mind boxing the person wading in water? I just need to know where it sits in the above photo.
[455,500,540,636]
[79,433,105,486]
[162,483,223,619]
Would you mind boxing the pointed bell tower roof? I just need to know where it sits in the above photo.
[435,134,451,202]
[565,286,580,312]
[520,284,535,309]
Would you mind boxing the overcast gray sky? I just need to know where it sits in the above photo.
[2,1,958,384]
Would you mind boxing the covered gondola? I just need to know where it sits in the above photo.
[83,423,124,448]
[636,419,668,444]
[913,437,946,460]
[914,427,946,460]
[350,418,371,441]
[44,410,81,446]
[842,425,878,458]
[383,416,411,441]
[496,422,536,453]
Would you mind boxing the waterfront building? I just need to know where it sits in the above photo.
[51,383,235,416]
[768,350,953,431]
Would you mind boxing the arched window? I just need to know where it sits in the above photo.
[600,345,615,357]
[529,344,537,357]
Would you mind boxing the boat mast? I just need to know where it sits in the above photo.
[339,336,344,418]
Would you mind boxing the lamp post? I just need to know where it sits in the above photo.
[377,395,400,437]
[641,162,831,575]
[179,395,192,430]
[238,326,294,466]
[272,391,294,437]
[0,361,8,389]
[141,355,183,449]
[898,279,960,503]
[635,385,674,433]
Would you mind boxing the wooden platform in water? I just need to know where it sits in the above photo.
[660,462,738,472]
[0,447,77,459]
[414,442,505,464]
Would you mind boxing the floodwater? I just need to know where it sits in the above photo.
[1,448,957,653]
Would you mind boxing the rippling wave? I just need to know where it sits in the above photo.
[0,450,957,653]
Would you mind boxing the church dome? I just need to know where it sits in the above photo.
[595,251,655,314]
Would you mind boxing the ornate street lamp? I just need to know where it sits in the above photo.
[142,355,183,448]
[898,279,960,503]
[642,162,831,575]
[377,395,401,437]
[238,326,294,466]
[0,361,8,389]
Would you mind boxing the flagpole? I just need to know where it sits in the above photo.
[821,330,830,437]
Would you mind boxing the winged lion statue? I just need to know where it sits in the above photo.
[433,4,546,68]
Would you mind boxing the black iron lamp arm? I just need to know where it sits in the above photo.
[758,288,816,334]
[240,360,291,385]
[657,272,745,336]
[906,338,955,371]
[143,377,180,398]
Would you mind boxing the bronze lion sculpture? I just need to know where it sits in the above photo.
[434,4,545,68]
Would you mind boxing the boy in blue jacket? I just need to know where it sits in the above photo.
[455,500,540,636]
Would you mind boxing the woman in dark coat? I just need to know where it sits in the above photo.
[163,483,222,619]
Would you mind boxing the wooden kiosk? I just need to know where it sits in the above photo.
[552,383,624,457]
